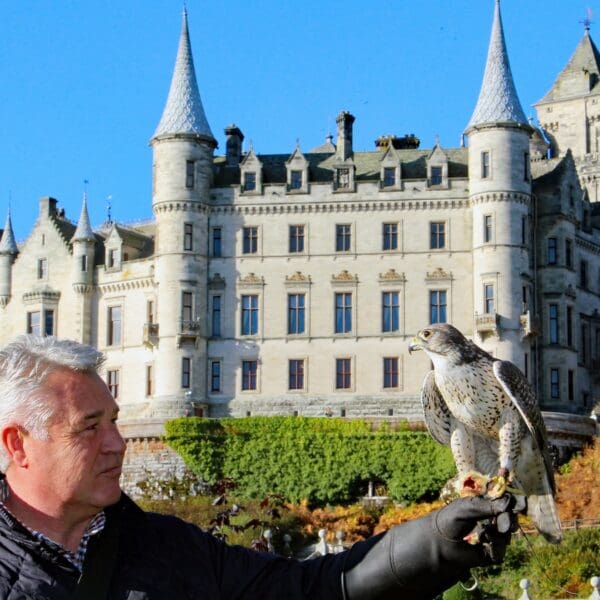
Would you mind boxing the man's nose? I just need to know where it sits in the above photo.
[103,423,127,454]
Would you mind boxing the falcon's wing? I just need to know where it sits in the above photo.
[493,360,555,492]
[421,371,452,446]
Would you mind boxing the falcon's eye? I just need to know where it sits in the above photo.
[421,329,432,339]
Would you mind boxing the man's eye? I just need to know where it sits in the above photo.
[85,424,99,432]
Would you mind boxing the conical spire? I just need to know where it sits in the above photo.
[466,0,528,130]
[72,193,95,242]
[153,9,214,140]
[537,29,600,104]
[0,209,18,255]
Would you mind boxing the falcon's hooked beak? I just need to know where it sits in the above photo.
[408,336,422,354]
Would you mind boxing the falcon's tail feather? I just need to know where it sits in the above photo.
[527,493,562,544]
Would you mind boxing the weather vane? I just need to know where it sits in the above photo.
[106,195,113,224]
[581,7,593,31]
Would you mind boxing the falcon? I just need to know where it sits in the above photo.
[408,323,562,543]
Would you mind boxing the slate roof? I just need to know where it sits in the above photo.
[0,210,18,254]
[71,195,95,242]
[214,147,469,187]
[466,0,528,130]
[153,9,213,140]
[536,30,600,104]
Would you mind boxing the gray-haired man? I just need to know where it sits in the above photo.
[0,335,517,599]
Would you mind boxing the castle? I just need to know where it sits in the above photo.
[0,2,598,453]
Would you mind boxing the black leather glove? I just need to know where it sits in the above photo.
[341,494,521,600]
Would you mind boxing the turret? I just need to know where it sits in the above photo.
[0,209,18,307]
[70,194,96,344]
[149,8,214,417]
[465,0,533,365]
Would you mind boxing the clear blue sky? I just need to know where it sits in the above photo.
[0,1,593,240]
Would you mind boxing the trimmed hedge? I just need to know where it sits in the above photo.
[165,417,455,506]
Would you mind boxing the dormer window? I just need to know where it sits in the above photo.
[337,168,351,189]
[185,160,195,189]
[383,167,396,187]
[243,172,256,192]
[291,171,303,190]
[430,166,443,186]
[108,249,118,268]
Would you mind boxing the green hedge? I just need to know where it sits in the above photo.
[164,417,455,506]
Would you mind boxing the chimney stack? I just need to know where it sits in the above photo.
[336,111,355,161]
[225,125,244,166]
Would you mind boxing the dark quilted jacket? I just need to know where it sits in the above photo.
[0,495,346,599]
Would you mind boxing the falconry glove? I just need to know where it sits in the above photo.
[341,494,520,600]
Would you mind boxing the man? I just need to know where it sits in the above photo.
[0,335,518,599]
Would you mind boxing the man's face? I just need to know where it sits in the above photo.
[21,369,126,517]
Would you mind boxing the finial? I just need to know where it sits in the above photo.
[296,137,301,149]
[581,7,593,32]
[106,195,113,224]
[434,133,440,147]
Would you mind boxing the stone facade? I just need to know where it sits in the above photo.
[0,5,598,452]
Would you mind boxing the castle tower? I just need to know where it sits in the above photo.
[534,22,600,200]
[0,209,18,307]
[149,8,216,417]
[465,0,533,366]
[70,194,96,344]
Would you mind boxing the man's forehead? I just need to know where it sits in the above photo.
[43,369,117,419]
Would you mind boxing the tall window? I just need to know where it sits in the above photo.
[37,258,48,280]
[581,324,590,365]
[81,255,88,272]
[566,306,573,346]
[145,365,153,397]
[181,292,193,323]
[288,294,305,335]
[44,310,54,336]
[383,357,399,389]
[241,295,258,335]
[481,151,490,178]
[550,368,560,399]
[547,238,557,265]
[523,152,530,182]
[289,225,305,253]
[565,239,573,268]
[185,160,195,188]
[107,306,122,346]
[549,304,559,344]
[181,357,191,388]
[242,360,257,391]
[430,166,442,185]
[430,222,445,249]
[382,223,398,251]
[183,223,193,251]
[484,215,493,243]
[147,300,155,324]
[521,216,527,246]
[336,358,352,390]
[210,360,221,392]
[243,227,258,254]
[568,370,574,402]
[212,227,222,257]
[108,248,118,269]
[580,260,588,289]
[243,172,256,192]
[289,359,304,390]
[335,293,352,334]
[27,311,41,335]
[484,284,494,314]
[430,290,447,324]
[290,170,303,190]
[383,167,395,187]
[382,291,399,333]
[211,295,222,337]
[524,352,529,380]
[107,370,119,398]
[336,224,351,252]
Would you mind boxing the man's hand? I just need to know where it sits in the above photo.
[342,494,523,600]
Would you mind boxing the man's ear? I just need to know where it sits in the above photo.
[1,426,28,468]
